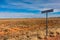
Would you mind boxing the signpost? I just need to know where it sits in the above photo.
[41,9,53,40]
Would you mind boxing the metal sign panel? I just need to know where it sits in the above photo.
[41,9,53,13]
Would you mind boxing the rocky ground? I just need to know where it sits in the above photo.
[0,18,60,40]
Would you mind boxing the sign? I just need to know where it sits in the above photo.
[41,9,53,13]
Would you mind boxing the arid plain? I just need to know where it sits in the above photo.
[0,18,60,40]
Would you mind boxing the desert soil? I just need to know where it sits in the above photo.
[0,18,60,40]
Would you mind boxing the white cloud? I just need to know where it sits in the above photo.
[1,0,60,10]
[54,9,60,12]
[0,12,59,18]
[5,0,38,9]
[0,12,45,18]
[0,0,60,18]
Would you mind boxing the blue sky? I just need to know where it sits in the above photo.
[0,0,60,18]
